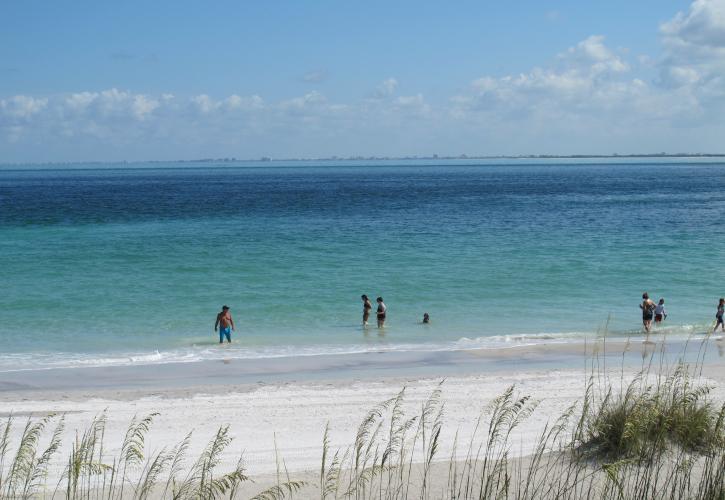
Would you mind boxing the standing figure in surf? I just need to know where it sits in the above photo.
[376,297,387,329]
[715,298,725,333]
[361,294,372,326]
[214,305,235,343]
[654,298,667,325]
[640,293,656,333]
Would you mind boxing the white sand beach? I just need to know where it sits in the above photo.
[1,338,723,497]
[1,369,589,475]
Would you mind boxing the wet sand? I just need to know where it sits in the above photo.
[0,336,722,487]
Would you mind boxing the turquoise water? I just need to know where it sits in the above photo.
[1,159,724,371]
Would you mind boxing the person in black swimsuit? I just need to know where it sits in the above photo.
[376,297,386,328]
[361,294,372,326]
[640,292,656,333]
[715,298,725,333]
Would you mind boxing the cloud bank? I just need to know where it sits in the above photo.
[2,0,725,161]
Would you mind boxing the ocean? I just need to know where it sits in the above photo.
[1,158,724,372]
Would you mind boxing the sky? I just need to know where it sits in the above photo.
[1,0,724,162]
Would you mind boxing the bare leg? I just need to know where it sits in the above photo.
[643,322,656,345]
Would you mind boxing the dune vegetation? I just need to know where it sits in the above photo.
[1,338,723,499]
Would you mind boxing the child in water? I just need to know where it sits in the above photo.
[654,298,667,325]
[422,313,430,324]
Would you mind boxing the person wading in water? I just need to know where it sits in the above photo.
[361,295,372,326]
[376,297,387,329]
[214,305,235,343]
[640,293,657,334]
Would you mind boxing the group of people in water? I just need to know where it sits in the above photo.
[640,292,725,335]
[213,296,429,343]
[212,294,724,344]
[639,293,667,333]
[360,295,430,328]
[361,295,387,328]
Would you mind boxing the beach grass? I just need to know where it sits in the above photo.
[0,336,723,499]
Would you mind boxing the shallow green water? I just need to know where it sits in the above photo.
[1,159,724,370]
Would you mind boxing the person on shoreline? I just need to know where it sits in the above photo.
[654,298,667,325]
[715,298,725,333]
[422,313,430,324]
[376,297,386,328]
[214,305,235,343]
[640,292,656,333]
[361,295,372,326]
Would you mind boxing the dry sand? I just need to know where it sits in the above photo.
[0,338,723,496]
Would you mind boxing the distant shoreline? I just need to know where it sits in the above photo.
[2,153,725,168]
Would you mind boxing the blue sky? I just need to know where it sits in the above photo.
[1,0,724,162]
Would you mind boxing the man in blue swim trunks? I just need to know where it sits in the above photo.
[214,305,235,343]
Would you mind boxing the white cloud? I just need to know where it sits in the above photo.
[65,92,97,112]
[225,94,264,110]
[661,0,725,49]
[192,94,265,114]
[372,78,398,98]
[456,35,633,122]
[662,66,701,87]
[131,95,159,120]
[453,17,725,133]
[279,91,327,112]
[560,35,629,74]
[2,0,725,161]
[657,0,725,98]
[0,95,48,119]
[393,93,431,116]
[395,94,423,106]
[62,88,159,120]
[0,96,49,144]
[191,94,217,114]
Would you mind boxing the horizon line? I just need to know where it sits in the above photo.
[2,152,725,167]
